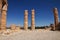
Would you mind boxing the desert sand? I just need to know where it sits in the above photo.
[0,29,60,40]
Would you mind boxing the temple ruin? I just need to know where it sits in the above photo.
[0,0,60,32]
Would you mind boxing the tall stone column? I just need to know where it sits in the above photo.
[0,0,2,10]
[31,9,35,30]
[1,4,7,30]
[0,0,2,30]
[0,0,8,30]
[53,8,59,30]
[24,10,28,30]
[1,10,7,30]
[0,9,1,30]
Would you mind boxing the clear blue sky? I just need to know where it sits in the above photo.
[7,0,60,27]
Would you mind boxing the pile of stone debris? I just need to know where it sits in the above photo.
[0,29,20,36]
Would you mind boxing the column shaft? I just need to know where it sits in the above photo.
[31,9,35,30]
[53,8,59,30]
[1,10,7,30]
[24,10,28,30]
[0,0,2,30]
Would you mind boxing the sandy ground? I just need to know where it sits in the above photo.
[0,29,60,40]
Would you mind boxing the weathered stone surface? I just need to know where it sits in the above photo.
[0,0,2,10]
[57,22,60,30]
[16,26,20,30]
[50,24,55,30]
[53,8,59,30]
[0,0,8,30]
[10,24,16,30]
[24,10,28,30]
[1,10,7,30]
[31,9,35,30]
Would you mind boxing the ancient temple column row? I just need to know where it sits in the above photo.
[24,9,35,30]
[53,8,59,30]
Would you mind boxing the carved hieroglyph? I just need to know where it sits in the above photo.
[24,10,28,30]
[31,9,35,30]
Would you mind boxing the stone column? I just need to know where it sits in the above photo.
[1,4,7,30]
[24,10,28,30]
[0,0,2,30]
[31,9,35,30]
[53,8,59,30]
[0,0,8,30]
[0,10,7,30]
[0,0,2,10]
[0,9,1,30]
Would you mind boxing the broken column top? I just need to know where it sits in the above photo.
[24,10,28,15]
[54,8,58,11]
[54,8,57,9]
[31,9,35,11]
[53,8,58,14]
[25,10,28,11]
